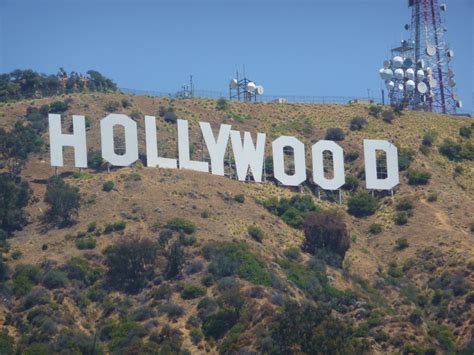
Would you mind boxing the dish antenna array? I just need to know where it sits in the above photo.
[379,0,461,114]
[229,70,264,102]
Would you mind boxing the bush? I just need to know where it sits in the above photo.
[0,254,8,282]
[42,269,68,289]
[64,257,102,286]
[102,181,114,192]
[160,303,184,319]
[164,110,178,124]
[422,130,437,146]
[216,98,229,111]
[121,98,132,108]
[247,225,264,243]
[165,240,185,279]
[439,139,474,161]
[180,284,207,299]
[202,308,240,340]
[325,128,345,141]
[398,149,414,171]
[104,237,158,293]
[49,100,69,113]
[0,175,32,233]
[459,126,471,138]
[166,218,196,234]
[12,264,40,296]
[395,237,409,250]
[407,170,431,185]
[382,109,395,123]
[394,211,409,225]
[396,197,413,211]
[22,287,51,310]
[234,194,245,203]
[104,101,120,112]
[203,241,271,286]
[342,175,359,191]
[350,117,368,131]
[0,331,15,355]
[368,223,382,234]
[347,192,378,217]
[427,192,438,202]
[75,237,96,250]
[346,151,359,162]
[283,247,302,262]
[409,309,422,325]
[44,176,80,225]
[302,211,350,260]
[428,324,455,352]
[387,262,403,278]
[368,105,382,117]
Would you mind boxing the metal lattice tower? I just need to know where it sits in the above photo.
[379,0,462,114]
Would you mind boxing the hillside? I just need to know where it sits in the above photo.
[0,93,473,354]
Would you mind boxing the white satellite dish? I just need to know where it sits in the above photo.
[397,83,405,91]
[405,68,415,80]
[394,68,404,80]
[383,60,391,69]
[425,67,433,76]
[447,68,455,78]
[255,85,264,95]
[381,69,393,81]
[229,78,238,88]
[405,80,416,91]
[393,56,404,68]
[455,100,462,109]
[426,45,436,56]
[246,82,256,92]
[403,58,413,68]
[447,49,454,58]
[417,82,428,94]
[429,77,437,88]
[379,68,386,79]
[448,78,456,88]
[416,70,425,80]
[385,81,395,91]
[417,59,426,69]
[440,3,447,11]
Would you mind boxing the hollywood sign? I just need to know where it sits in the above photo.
[48,114,399,190]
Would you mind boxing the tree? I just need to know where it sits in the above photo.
[0,121,43,177]
[302,212,350,260]
[104,237,158,293]
[350,117,368,131]
[325,128,345,141]
[0,175,32,233]
[166,240,184,279]
[44,176,80,225]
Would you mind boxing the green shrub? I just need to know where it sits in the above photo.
[382,109,395,123]
[102,181,114,192]
[203,241,271,286]
[166,217,196,234]
[11,250,22,260]
[349,117,368,131]
[104,237,158,293]
[159,303,184,319]
[64,257,103,286]
[202,308,240,340]
[42,269,68,289]
[180,284,207,299]
[104,221,126,234]
[428,324,455,352]
[396,197,413,211]
[422,130,438,146]
[247,225,264,243]
[395,237,409,250]
[12,264,40,296]
[121,98,132,108]
[0,331,15,355]
[325,127,345,141]
[427,192,438,202]
[394,212,409,225]
[234,194,245,203]
[44,176,80,225]
[166,240,185,279]
[87,221,97,233]
[407,170,431,185]
[49,100,69,113]
[0,175,32,232]
[398,148,414,171]
[347,192,378,217]
[104,101,120,112]
[281,207,304,228]
[342,175,359,191]
[216,98,229,111]
[368,105,382,117]
[302,211,350,260]
[75,237,96,250]
[164,110,178,124]
[439,139,474,161]
[283,247,302,262]
[459,126,472,138]
[346,151,359,162]
[387,262,403,278]
[368,223,382,234]
[190,327,203,345]
[22,287,51,310]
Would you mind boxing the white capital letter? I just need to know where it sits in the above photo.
[49,114,87,168]
[364,139,399,190]
[230,130,266,182]
[145,115,177,169]
[199,122,231,176]
[101,114,138,166]
[272,136,306,186]
[312,140,345,190]
[177,119,208,172]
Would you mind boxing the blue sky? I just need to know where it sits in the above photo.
[1,0,472,112]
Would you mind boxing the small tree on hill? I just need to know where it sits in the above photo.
[302,212,350,260]
[166,240,185,279]
[347,192,378,217]
[0,175,32,233]
[104,237,158,293]
[44,176,80,226]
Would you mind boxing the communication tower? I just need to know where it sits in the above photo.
[379,0,461,114]
[229,70,264,102]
